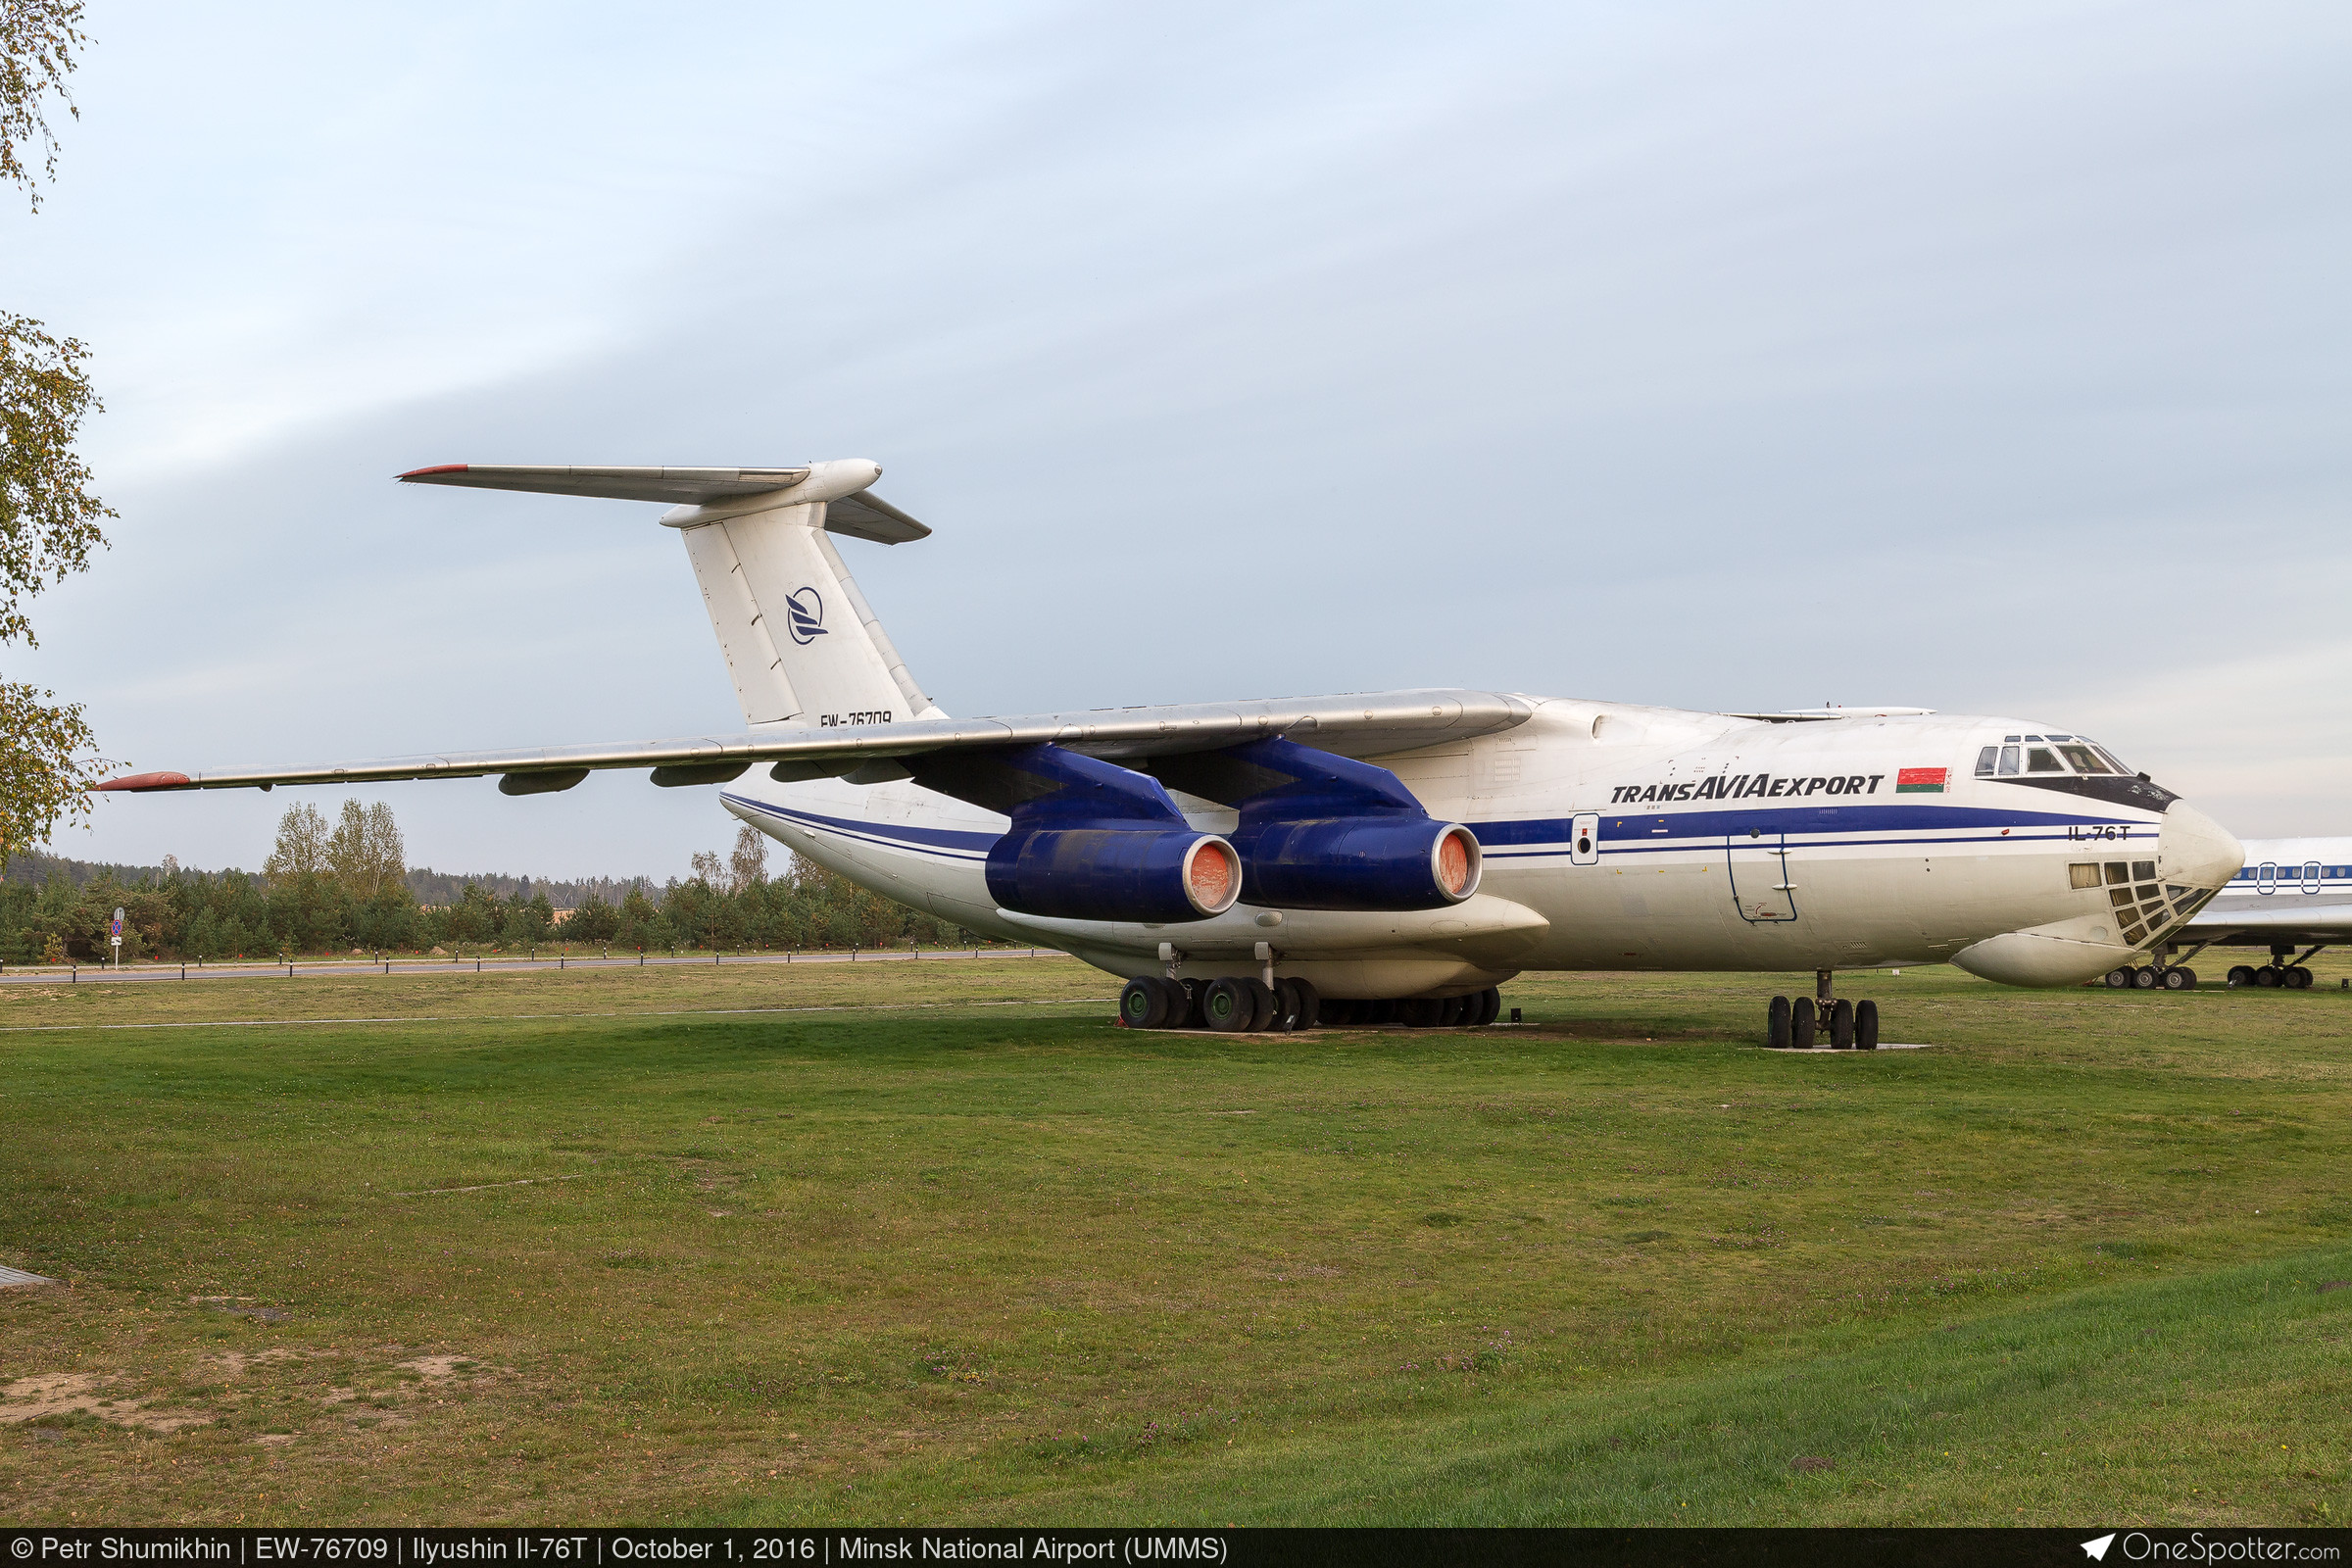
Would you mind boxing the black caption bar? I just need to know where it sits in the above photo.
[3,1530,2349,1568]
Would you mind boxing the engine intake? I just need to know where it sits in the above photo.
[986,829,1241,923]
[1238,816,1481,910]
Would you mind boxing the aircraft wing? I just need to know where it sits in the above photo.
[95,689,1536,795]
[2177,900,2352,949]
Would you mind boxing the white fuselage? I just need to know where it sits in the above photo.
[721,697,2243,997]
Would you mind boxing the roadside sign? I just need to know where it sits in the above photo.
[112,906,123,965]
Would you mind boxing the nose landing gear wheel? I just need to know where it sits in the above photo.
[1854,1000,1879,1050]
[1767,996,1791,1049]
[1790,997,1817,1050]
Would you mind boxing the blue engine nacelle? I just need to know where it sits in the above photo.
[986,828,1242,923]
[1235,816,1482,911]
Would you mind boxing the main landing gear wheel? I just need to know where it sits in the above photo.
[1282,977,1321,1030]
[1244,978,1278,1031]
[1789,997,1818,1050]
[2287,965,2315,990]
[1120,978,1171,1030]
[2104,967,2133,989]
[1829,999,1855,1050]
[1854,1000,1880,1050]
[1203,976,1254,1031]
[2162,967,2198,991]
[2253,966,2282,988]
[1396,998,1443,1028]
[2131,965,2159,989]
[2227,965,2255,987]
[1467,987,1502,1027]
[1767,996,1792,1050]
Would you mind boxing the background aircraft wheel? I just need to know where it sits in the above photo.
[1245,978,1279,1031]
[1368,1000,1397,1025]
[2103,967,2132,988]
[2254,966,2282,988]
[1829,999,1855,1049]
[1286,977,1321,1029]
[1471,987,1502,1026]
[2162,967,2195,991]
[2288,965,2315,990]
[1396,998,1442,1028]
[2131,966,2159,989]
[1767,996,1791,1049]
[1790,997,1817,1050]
[1330,998,1363,1026]
[2227,965,2254,987]
[1436,996,1466,1027]
[1120,979,1169,1030]
[1202,977,1254,1031]
[1854,1000,1880,1050]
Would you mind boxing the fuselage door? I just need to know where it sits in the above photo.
[1726,828,1798,922]
[2257,861,2278,895]
[1570,813,1598,866]
[2304,860,2323,894]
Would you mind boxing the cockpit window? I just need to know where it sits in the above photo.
[1982,735,2133,780]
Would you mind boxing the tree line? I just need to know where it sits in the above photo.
[0,799,985,963]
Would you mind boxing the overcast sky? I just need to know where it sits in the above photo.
[9,0,2349,880]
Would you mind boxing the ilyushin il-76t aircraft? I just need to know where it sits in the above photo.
[100,459,2245,1050]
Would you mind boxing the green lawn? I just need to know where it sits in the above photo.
[1,956,2347,1525]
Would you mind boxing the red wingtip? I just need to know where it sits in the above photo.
[96,770,193,792]
[397,464,469,480]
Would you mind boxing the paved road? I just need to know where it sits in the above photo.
[0,948,1063,986]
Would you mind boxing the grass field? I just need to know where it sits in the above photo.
[2,954,2348,1526]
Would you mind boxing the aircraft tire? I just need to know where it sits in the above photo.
[2162,967,2195,991]
[1287,978,1322,1029]
[1437,996,1466,1027]
[1790,998,1817,1050]
[1325,997,1359,1027]
[2227,965,2254,987]
[1368,1000,1398,1025]
[1246,978,1278,1031]
[1120,978,1169,1030]
[1470,987,1501,1026]
[1396,998,1443,1028]
[1829,999,1855,1049]
[1854,1000,1880,1050]
[1202,977,1254,1031]
[1767,996,1791,1049]
[2104,967,2132,989]
[2254,966,2281,988]
[2288,965,2314,990]
[2132,966,2159,989]
[1176,977,1206,1028]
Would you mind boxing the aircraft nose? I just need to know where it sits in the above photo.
[2159,799,2242,890]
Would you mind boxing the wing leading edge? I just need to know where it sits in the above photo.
[95,690,1536,795]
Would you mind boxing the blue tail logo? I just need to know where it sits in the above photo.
[785,587,827,645]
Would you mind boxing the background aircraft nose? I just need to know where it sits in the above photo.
[2159,799,2243,889]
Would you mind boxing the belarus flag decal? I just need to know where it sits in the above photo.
[1896,766,1949,794]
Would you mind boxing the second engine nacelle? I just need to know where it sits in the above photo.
[1235,817,1481,911]
[987,828,1242,923]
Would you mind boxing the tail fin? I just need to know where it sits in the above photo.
[398,459,938,728]
[668,462,938,726]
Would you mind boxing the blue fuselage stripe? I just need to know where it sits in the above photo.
[732,790,2156,869]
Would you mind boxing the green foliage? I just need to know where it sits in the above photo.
[0,830,970,961]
